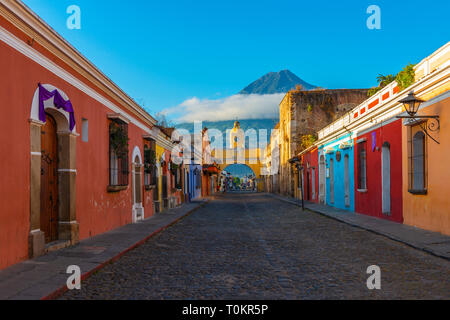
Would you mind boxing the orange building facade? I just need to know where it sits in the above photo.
[0,2,178,270]
[400,43,450,235]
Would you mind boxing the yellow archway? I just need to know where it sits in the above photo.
[210,120,265,192]
[212,148,264,192]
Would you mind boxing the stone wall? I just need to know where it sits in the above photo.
[290,89,369,155]
[278,88,369,198]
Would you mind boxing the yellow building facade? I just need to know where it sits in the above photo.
[279,93,294,197]
[155,143,165,204]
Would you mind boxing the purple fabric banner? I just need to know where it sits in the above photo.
[38,83,75,131]
[372,132,376,151]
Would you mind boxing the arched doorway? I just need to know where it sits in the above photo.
[221,164,257,192]
[382,142,391,215]
[319,155,326,204]
[344,154,350,207]
[132,146,144,222]
[29,84,79,257]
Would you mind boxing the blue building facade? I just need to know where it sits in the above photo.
[319,133,355,212]
[184,164,202,202]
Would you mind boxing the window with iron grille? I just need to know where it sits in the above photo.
[109,120,129,186]
[357,142,367,190]
[162,174,168,199]
[171,164,182,190]
[195,170,201,189]
[178,167,182,189]
[144,139,157,186]
[407,124,427,194]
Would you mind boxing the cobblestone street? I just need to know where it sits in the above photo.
[61,193,450,300]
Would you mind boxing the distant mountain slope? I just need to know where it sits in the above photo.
[239,70,316,94]
[173,71,317,147]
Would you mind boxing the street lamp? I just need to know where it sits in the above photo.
[396,91,440,144]
[399,92,424,117]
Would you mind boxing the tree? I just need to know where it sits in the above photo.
[155,112,174,128]
[368,64,416,97]
[368,73,396,97]
[376,74,396,87]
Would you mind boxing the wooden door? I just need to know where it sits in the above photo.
[133,157,142,205]
[162,174,168,208]
[306,170,310,201]
[312,168,316,200]
[186,172,190,201]
[41,114,58,243]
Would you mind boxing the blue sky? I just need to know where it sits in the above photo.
[23,0,449,122]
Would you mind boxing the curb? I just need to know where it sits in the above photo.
[41,200,208,300]
[267,193,450,261]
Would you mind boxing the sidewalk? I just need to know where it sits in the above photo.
[268,193,450,261]
[0,199,208,300]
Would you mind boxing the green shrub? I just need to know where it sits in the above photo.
[367,65,415,97]
[300,134,317,151]
[396,63,416,91]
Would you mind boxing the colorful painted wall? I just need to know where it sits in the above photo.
[155,144,165,205]
[301,148,319,203]
[0,12,159,269]
[354,119,403,223]
[166,148,183,207]
[321,134,355,211]
[402,93,450,235]
[0,43,156,269]
[189,164,202,201]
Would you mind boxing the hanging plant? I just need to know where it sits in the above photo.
[170,161,180,174]
[109,122,129,157]
[144,147,156,173]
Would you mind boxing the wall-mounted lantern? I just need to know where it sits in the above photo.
[396,92,440,144]
[400,92,424,117]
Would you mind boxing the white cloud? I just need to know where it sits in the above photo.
[163,93,285,122]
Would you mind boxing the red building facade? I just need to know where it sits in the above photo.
[0,2,175,270]
[353,119,403,223]
[301,147,320,203]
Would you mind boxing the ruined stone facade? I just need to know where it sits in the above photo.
[278,89,369,198]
